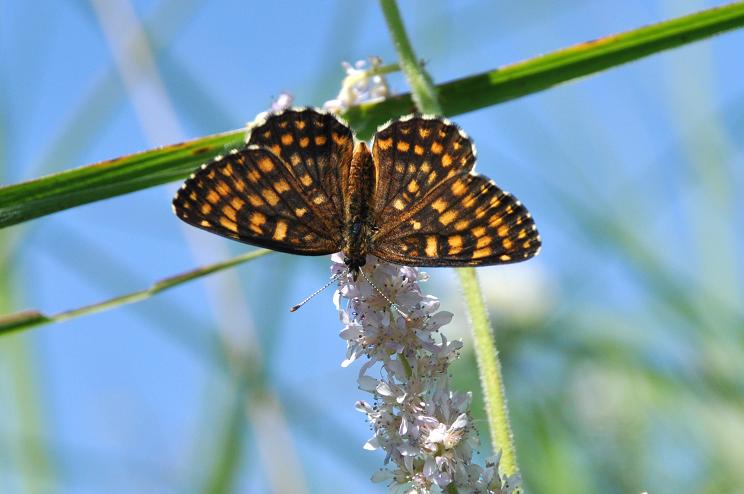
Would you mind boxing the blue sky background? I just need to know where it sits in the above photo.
[2,1,744,493]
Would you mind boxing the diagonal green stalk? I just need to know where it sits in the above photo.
[0,248,271,336]
[380,0,520,481]
[0,129,243,228]
[2,1,744,229]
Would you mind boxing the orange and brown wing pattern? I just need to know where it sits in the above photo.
[370,115,477,235]
[246,108,354,229]
[369,115,540,267]
[372,173,540,266]
[172,146,339,255]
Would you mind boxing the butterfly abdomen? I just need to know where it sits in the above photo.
[342,142,377,273]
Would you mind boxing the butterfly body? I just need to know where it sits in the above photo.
[342,141,377,276]
[173,108,540,275]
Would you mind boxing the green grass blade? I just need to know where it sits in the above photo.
[0,248,271,336]
[200,383,249,494]
[0,130,244,228]
[1,1,743,228]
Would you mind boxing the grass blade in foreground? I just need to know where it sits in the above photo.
[0,130,244,228]
[1,2,743,228]
[0,249,271,336]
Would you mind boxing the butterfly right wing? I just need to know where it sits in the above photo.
[172,146,339,255]
[369,116,540,266]
[372,173,541,266]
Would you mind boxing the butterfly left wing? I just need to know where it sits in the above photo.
[246,108,354,231]
[172,146,339,255]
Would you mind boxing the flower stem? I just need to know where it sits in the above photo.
[398,352,413,378]
[456,269,519,478]
[380,0,520,480]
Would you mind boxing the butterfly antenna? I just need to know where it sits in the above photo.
[359,268,411,321]
[289,272,343,312]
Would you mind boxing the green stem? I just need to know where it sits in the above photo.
[379,0,442,115]
[0,249,272,336]
[380,0,519,481]
[0,246,56,491]
[398,352,413,379]
[457,269,519,477]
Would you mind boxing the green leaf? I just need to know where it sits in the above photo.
[1,1,743,228]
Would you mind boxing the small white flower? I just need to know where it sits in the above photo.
[424,413,468,451]
[371,469,394,483]
[323,56,391,112]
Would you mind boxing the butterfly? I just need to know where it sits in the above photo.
[172,108,540,279]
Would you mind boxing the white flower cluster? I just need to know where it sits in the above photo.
[323,57,390,112]
[332,254,520,494]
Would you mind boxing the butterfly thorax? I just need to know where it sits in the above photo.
[342,142,377,277]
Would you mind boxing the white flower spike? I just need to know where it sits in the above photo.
[333,254,521,493]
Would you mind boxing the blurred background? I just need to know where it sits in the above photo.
[1,1,743,493]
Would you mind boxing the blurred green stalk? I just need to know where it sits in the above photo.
[0,138,55,494]
[0,249,272,336]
